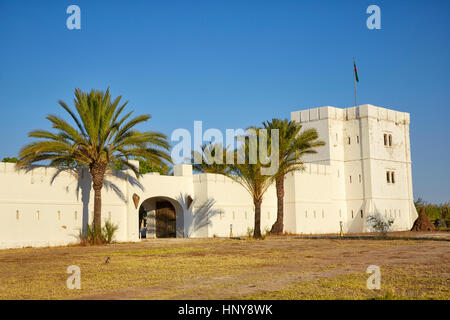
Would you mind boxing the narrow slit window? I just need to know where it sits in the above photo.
[391,172,395,184]
[348,137,351,144]
[360,210,363,218]
[351,210,354,219]
[357,135,360,144]
[359,174,362,183]
[384,134,388,146]
[389,135,392,146]
[386,171,391,183]
[349,175,352,183]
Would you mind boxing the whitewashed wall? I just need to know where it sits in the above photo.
[0,104,418,249]
[0,163,129,248]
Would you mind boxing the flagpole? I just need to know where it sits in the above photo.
[354,57,357,106]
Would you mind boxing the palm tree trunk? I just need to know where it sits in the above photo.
[270,175,285,234]
[90,162,106,233]
[253,198,262,239]
[93,186,102,229]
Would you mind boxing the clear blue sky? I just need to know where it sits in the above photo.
[0,0,449,203]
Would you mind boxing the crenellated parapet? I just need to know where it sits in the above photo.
[291,104,410,124]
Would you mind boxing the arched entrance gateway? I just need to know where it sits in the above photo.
[138,196,184,238]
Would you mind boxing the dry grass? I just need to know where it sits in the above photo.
[0,238,448,300]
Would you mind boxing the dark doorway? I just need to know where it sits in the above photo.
[155,200,176,238]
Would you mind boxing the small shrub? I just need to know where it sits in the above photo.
[103,220,119,244]
[246,227,254,240]
[367,213,394,236]
[79,223,102,245]
[245,227,268,240]
[80,221,119,245]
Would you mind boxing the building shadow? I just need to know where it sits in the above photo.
[49,166,144,236]
[176,193,223,237]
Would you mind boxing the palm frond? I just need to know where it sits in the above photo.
[18,88,171,180]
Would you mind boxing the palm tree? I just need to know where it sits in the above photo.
[18,88,171,236]
[262,118,325,234]
[193,130,274,239]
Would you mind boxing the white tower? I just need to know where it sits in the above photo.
[291,104,417,233]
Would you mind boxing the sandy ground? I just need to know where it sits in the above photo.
[0,235,448,299]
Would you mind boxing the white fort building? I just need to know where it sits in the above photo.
[0,104,418,249]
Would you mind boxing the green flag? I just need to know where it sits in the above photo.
[354,60,359,82]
